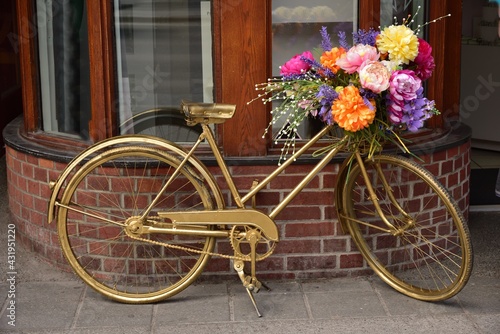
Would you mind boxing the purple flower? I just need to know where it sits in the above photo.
[320,26,333,52]
[399,88,437,131]
[316,85,338,124]
[337,31,350,50]
[353,28,380,46]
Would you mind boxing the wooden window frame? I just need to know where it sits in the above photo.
[16,0,461,155]
[16,0,115,149]
[214,0,462,156]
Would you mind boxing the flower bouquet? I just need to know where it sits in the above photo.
[251,14,448,161]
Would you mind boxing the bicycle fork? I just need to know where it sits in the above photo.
[353,152,414,235]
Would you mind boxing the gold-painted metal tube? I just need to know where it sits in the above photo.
[139,135,205,221]
[269,137,347,219]
[353,152,396,232]
[202,124,245,208]
[241,125,339,205]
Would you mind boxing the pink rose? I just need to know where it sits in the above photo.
[359,61,391,94]
[388,70,422,102]
[336,44,379,74]
[387,69,422,123]
[280,51,314,76]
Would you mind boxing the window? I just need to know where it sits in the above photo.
[271,0,358,140]
[16,0,461,155]
[380,0,426,36]
[36,0,91,139]
[114,0,213,141]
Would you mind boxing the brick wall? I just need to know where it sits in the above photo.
[5,141,470,280]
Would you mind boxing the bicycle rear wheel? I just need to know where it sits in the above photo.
[56,145,220,303]
[339,154,473,301]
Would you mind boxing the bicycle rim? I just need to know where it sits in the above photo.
[342,154,473,301]
[57,146,218,303]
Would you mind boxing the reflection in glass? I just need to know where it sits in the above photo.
[380,0,425,37]
[114,0,212,141]
[37,0,91,139]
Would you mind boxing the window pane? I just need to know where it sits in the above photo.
[37,0,91,139]
[272,0,357,140]
[380,0,426,37]
[115,0,212,141]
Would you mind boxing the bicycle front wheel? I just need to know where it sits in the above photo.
[56,145,220,303]
[340,154,473,301]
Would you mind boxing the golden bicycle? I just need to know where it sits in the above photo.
[47,102,473,317]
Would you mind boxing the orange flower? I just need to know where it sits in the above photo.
[331,86,376,132]
[320,47,346,73]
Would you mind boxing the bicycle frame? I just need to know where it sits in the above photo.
[142,123,347,232]
[142,119,406,245]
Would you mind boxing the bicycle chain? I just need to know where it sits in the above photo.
[123,221,274,262]
[124,225,247,261]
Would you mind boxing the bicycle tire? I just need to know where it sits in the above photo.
[338,154,473,301]
[57,145,221,303]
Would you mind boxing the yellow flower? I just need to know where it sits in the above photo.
[376,25,418,65]
[331,86,376,132]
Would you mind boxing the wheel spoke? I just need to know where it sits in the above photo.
[341,154,472,301]
[56,145,219,302]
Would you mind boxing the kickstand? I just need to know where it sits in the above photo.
[246,288,262,317]
[234,260,268,317]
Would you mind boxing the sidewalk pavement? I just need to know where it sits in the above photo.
[0,157,499,333]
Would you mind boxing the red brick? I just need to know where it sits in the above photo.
[432,149,447,163]
[284,222,334,238]
[272,175,319,190]
[440,160,453,174]
[203,257,230,272]
[274,239,321,254]
[323,238,348,252]
[425,163,439,176]
[256,256,284,271]
[275,206,321,220]
[447,172,459,188]
[230,165,276,176]
[39,158,54,169]
[340,253,364,268]
[287,255,337,271]
[21,162,35,179]
[288,191,333,206]
[454,157,463,170]
[252,191,281,207]
[322,173,337,189]
[34,167,49,183]
[31,211,46,227]
[27,179,41,197]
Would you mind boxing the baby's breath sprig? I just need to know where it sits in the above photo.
[248,71,327,164]
[386,6,451,35]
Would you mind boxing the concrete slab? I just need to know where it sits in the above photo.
[0,281,83,331]
[74,287,154,329]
